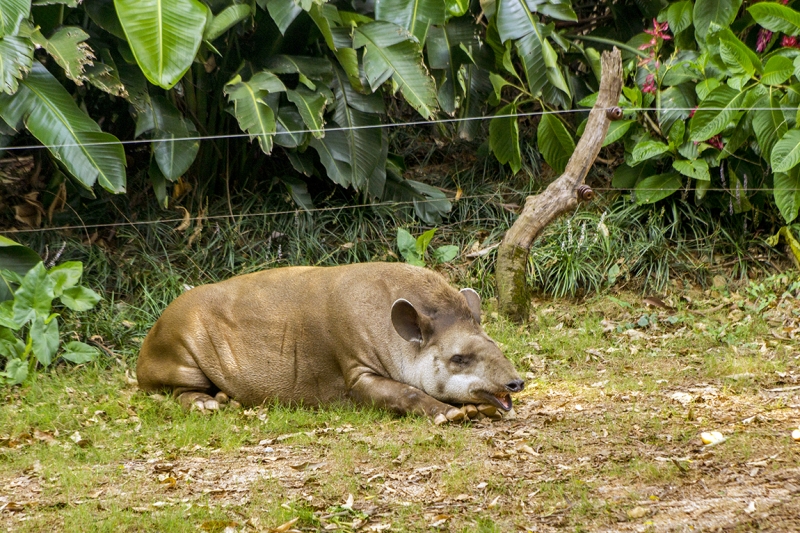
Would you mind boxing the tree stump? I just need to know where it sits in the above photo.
[496,48,623,322]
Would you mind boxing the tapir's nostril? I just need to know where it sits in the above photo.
[506,379,524,392]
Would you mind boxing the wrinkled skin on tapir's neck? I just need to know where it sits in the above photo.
[136,262,524,420]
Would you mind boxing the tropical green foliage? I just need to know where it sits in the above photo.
[2,0,799,231]
[397,228,459,266]
[1,260,102,385]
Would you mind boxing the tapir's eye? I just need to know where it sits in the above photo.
[450,354,472,366]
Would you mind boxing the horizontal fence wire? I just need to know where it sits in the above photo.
[1,105,798,236]
[1,106,798,152]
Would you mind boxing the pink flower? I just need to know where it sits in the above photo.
[782,35,800,48]
[756,28,773,52]
[644,19,671,40]
[642,73,657,94]
[689,107,698,118]
[708,135,724,150]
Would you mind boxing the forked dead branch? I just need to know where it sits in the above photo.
[496,48,624,322]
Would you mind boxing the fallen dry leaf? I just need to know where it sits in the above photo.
[627,506,648,519]
[701,431,726,446]
[270,516,299,532]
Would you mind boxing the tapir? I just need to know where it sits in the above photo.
[136,262,524,423]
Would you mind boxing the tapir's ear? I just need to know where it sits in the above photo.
[391,299,428,343]
[460,288,482,324]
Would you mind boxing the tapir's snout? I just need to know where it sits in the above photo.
[505,379,525,393]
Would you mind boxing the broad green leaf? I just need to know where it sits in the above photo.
[267,0,303,34]
[0,35,33,95]
[696,78,720,101]
[329,66,386,192]
[30,315,58,367]
[416,228,436,257]
[771,129,800,173]
[84,48,128,98]
[114,0,208,89]
[672,159,710,181]
[718,28,761,77]
[308,4,339,52]
[630,139,670,165]
[689,84,747,142]
[667,1,693,34]
[223,72,284,155]
[602,120,634,147]
[205,4,251,41]
[267,55,333,87]
[4,357,28,385]
[136,96,199,180]
[375,0,446,43]
[489,103,521,174]
[445,0,469,18]
[0,327,24,358]
[60,286,101,312]
[668,120,685,146]
[309,132,355,188]
[515,26,550,97]
[762,55,794,86]
[384,174,451,224]
[659,84,695,136]
[397,228,424,265]
[456,63,492,141]
[12,262,53,325]
[0,302,18,329]
[280,176,314,212]
[432,245,459,263]
[635,172,682,205]
[0,0,29,38]
[286,87,328,139]
[753,93,787,159]
[84,0,126,39]
[353,21,438,119]
[495,0,575,43]
[274,105,307,149]
[0,236,39,303]
[148,159,168,209]
[748,2,800,36]
[613,161,655,189]
[62,341,100,364]
[693,0,742,42]
[47,261,82,297]
[766,226,800,262]
[537,113,574,174]
[773,166,800,223]
[0,63,127,193]
[31,27,95,85]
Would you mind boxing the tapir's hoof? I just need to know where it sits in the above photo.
[228,399,242,409]
[446,408,465,422]
[477,403,502,420]
[463,404,479,419]
[433,413,448,425]
[203,399,220,411]
[214,392,229,405]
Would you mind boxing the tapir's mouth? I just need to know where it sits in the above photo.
[476,391,514,411]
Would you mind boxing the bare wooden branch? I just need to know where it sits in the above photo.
[496,48,623,322]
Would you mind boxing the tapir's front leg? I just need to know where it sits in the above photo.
[348,373,466,424]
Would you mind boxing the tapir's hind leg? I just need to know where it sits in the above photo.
[137,349,222,411]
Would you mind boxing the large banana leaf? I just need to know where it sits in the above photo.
[135,95,200,180]
[489,103,521,173]
[353,21,438,119]
[224,72,286,154]
[0,35,33,95]
[0,0,30,38]
[327,65,386,192]
[205,4,252,41]
[286,87,328,139]
[114,0,208,89]
[375,0,446,43]
[0,62,126,193]
[266,0,303,34]
[31,26,95,86]
[427,18,479,114]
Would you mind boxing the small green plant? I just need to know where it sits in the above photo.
[0,235,41,302]
[396,228,459,267]
[0,261,102,385]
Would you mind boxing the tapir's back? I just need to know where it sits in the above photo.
[136,263,466,406]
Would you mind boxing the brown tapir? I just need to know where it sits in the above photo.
[136,262,524,423]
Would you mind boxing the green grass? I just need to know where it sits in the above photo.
[3,282,799,531]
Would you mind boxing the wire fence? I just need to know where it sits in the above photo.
[1,104,798,236]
